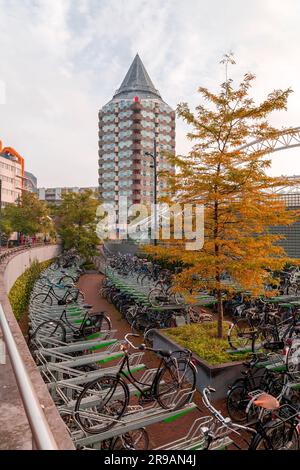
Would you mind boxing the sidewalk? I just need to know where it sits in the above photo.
[0,343,32,449]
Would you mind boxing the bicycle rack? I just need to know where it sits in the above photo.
[27,257,214,451]
[72,402,197,448]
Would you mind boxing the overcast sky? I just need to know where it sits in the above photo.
[1,0,300,187]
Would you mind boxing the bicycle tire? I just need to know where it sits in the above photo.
[148,288,168,307]
[81,313,112,338]
[228,318,254,350]
[30,320,67,344]
[75,375,129,434]
[156,359,196,410]
[31,293,53,306]
[226,383,249,423]
[250,419,299,450]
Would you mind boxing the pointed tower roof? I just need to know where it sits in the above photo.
[113,54,162,100]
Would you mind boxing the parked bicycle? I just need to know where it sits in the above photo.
[75,333,196,434]
[29,304,112,345]
[32,283,84,306]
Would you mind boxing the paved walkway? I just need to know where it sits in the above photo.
[78,273,217,449]
[0,347,32,449]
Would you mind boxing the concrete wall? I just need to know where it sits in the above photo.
[4,244,60,292]
[0,245,75,450]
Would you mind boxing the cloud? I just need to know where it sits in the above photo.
[0,0,300,187]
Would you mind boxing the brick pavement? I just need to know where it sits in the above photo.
[78,273,232,450]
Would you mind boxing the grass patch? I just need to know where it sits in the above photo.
[165,322,251,365]
[9,259,53,322]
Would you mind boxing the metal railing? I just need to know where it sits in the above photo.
[0,303,59,450]
[0,242,53,264]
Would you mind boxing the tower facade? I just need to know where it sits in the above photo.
[98,54,175,210]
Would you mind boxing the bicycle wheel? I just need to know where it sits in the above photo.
[59,275,76,285]
[131,317,146,334]
[110,429,149,450]
[286,338,300,380]
[125,306,138,325]
[75,375,129,434]
[251,420,299,450]
[226,383,249,423]
[228,319,254,350]
[156,359,196,410]
[148,288,167,307]
[251,325,278,353]
[32,293,53,306]
[82,314,112,338]
[30,320,66,344]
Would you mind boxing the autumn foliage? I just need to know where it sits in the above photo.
[145,71,300,338]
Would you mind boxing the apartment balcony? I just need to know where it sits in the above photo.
[132,113,142,121]
[132,122,142,131]
[132,143,142,151]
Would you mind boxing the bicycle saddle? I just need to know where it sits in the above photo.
[156,349,172,358]
[253,393,280,410]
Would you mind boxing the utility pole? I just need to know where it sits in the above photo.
[145,139,158,246]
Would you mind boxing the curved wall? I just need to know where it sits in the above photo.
[0,245,75,450]
[4,245,61,292]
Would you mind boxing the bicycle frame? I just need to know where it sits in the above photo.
[116,349,193,402]
[117,354,163,396]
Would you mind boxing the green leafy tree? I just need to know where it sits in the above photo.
[0,192,53,239]
[55,190,100,262]
[0,209,13,246]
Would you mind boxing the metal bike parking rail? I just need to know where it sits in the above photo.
[0,303,59,450]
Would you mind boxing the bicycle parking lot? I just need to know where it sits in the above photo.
[24,249,300,450]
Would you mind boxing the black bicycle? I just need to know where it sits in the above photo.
[226,352,285,423]
[32,283,84,306]
[74,333,196,434]
[29,305,112,345]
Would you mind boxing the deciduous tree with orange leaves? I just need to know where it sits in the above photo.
[145,65,300,338]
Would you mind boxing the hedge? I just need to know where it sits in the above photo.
[9,259,53,322]
[165,322,251,365]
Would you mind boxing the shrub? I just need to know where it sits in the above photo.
[165,322,250,365]
[9,259,53,322]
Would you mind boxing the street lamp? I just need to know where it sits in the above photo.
[145,139,158,246]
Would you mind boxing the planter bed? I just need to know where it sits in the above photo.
[152,323,249,400]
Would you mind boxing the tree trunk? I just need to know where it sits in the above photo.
[216,287,223,338]
[214,193,223,339]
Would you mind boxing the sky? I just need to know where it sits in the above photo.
[1,0,300,187]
